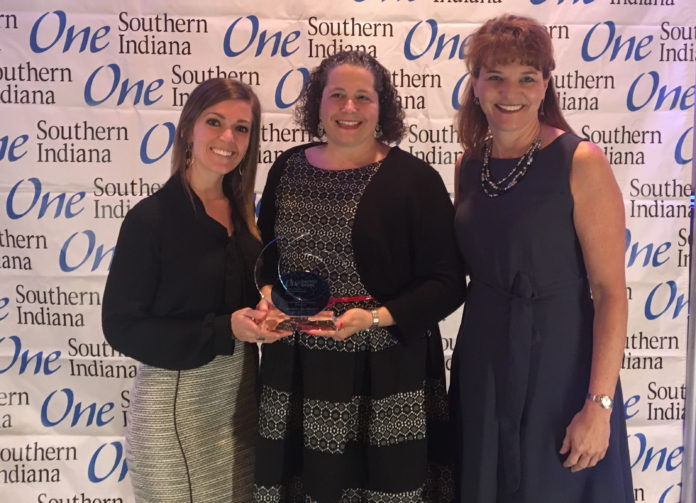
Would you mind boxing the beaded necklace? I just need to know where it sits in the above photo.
[480,134,542,197]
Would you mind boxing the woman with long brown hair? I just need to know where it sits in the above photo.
[103,78,283,502]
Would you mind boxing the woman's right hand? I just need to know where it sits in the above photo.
[230,307,291,344]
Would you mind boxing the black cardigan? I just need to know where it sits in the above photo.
[258,144,465,342]
[102,173,261,370]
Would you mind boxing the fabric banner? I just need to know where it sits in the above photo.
[0,1,694,502]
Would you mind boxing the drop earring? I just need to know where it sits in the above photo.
[374,123,382,138]
[185,143,192,167]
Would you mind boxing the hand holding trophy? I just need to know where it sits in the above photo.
[254,235,372,332]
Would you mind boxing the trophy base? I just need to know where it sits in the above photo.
[262,309,336,332]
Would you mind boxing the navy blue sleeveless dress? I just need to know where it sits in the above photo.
[450,133,633,502]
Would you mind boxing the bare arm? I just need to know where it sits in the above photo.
[573,141,627,404]
[560,140,627,471]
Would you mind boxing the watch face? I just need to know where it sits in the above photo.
[600,395,613,409]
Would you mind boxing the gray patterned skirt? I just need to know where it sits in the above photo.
[125,343,257,503]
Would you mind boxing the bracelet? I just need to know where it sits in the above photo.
[370,309,379,330]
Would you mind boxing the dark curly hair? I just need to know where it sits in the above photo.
[295,51,406,143]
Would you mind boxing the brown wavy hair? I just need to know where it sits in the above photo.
[171,78,261,239]
[295,50,406,143]
[457,14,574,158]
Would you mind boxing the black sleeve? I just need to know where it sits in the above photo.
[382,164,466,342]
[256,145,312,286]
[101,202,233,370]
[258,144,311,245]
[256,153,283,287]
[257,155,283,246]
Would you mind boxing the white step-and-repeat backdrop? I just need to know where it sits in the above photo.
[0,1,694,502]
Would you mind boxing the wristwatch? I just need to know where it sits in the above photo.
[586,393,613,410]
[370,309,380,330]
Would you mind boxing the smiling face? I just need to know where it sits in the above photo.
[188,99,253,182]
[473,61,549,137]
[319,64,380,149]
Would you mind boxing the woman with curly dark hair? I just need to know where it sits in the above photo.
[294,50,406,144]
[253,50,464,501]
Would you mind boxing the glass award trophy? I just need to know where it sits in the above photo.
[254,236,372,332]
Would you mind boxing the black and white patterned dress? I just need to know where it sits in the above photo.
[254,150,454,502]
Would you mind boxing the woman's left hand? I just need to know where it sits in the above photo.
[306,308,372,341]
[559,402,611,472]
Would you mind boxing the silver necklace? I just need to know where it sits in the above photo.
[480,135,542,197]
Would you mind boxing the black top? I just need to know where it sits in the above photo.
[258,144,466,343]
[102,173,261,370]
